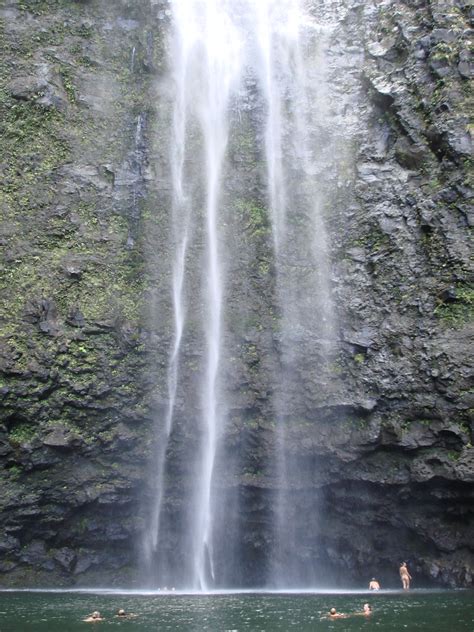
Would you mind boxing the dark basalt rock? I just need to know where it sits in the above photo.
[42,426,83,450]
[53,547,76,572]
[0,0,472,590]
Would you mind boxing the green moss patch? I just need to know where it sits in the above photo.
[435,283,474,327]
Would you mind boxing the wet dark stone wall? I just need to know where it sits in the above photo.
[0,0,472,588]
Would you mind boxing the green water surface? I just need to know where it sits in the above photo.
[0,590,472,631]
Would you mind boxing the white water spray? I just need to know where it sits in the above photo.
[144,18,192,564]
[144,0,341,590]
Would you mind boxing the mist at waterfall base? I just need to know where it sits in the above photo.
[1,591,473,632]
[141,0,347,590]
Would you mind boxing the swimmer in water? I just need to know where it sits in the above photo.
[353,603,373,617]
[327,607,348,619]
[83,611,103,622]
[116,608,137,619]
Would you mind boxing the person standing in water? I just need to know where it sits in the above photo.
[399,562,412,590]
[369,578,380,590]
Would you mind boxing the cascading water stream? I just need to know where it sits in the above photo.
[144,22,191,569]
[193,4,242,588]
[143,0,343,591]
[144,0,243,590]
[254,7,338,587]
[253,2,287,255]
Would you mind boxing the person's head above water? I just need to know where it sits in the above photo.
[118,609,126,616]
[92,612,101,619]
[330,608,337,614]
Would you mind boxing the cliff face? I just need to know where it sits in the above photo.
[0,0,472,588]
[322,0,473,587]
[0,0,166,585]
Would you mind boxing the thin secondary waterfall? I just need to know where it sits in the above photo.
[143,20,191,573]
[254,2,287,254]
[255,8,338,587]
[143,0,340,590]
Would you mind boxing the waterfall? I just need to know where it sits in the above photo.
[186,1,242,590]
[252,6,338,588]
[144,0,243,591]
[143,0,340,590]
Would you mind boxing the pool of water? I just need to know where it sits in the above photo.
[0,590,472,631]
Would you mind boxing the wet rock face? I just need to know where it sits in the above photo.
[213,0,473,589]
[0,0,472,588]
[0,0,169,587]
[311,0,473,588]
